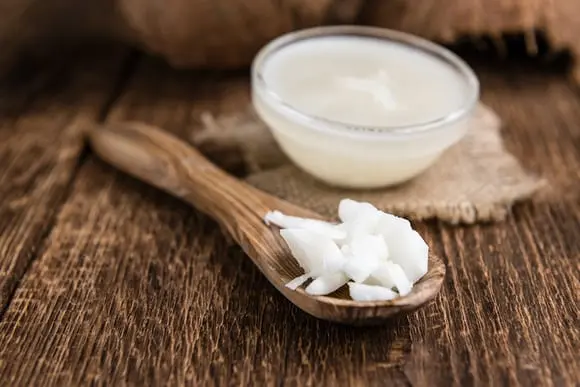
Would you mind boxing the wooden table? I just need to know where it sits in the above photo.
[0,47,578,386]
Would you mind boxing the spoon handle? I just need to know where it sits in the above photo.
[88,122,273,240]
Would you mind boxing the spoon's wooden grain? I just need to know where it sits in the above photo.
[88,122,445,325]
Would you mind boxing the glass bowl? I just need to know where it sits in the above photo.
[251,26,479,189]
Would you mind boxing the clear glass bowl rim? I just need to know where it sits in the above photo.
[251,25,480,136]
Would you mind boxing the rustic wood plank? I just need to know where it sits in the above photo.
[0,57,578,385]
[392,64,580,387]
[0,48,132,315]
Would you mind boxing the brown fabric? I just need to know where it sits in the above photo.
[193,104,545,224]
[0,0,362,73]
[115,0,363,68]
[0,0,127,75]
[1,1,580,82]
[114,0,580,80]
[361,0,580,82]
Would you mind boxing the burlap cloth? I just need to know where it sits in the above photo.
[192,104,545,224]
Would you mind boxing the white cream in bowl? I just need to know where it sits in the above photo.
[252,26,479,189]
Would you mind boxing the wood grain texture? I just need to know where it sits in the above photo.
[0,56,578,385]
[88,121,445,324]
[0,49,129,314]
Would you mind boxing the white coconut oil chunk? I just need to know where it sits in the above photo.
[266,199,429,301]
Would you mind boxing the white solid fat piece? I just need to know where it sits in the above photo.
[338,199,378,223]
[305,272,349,295]
[352,234,388,261]
[348,283,398,301]
[269,198,429,300]
[376,211,412,233]
[340,210,383,246]
[338,200,383,247]
[285,273,310,290]
[369,261,413,296]
[280,229,346,277]
[265,210,346,241]
[380,227,428,283]
[342,234,388,283]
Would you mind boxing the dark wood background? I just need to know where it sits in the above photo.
[0,46,578,386]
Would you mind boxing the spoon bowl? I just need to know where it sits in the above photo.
[88,122,446,325]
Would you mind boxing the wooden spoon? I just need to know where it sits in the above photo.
[87,122,446,325]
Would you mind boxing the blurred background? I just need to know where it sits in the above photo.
[0,0,577,80]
